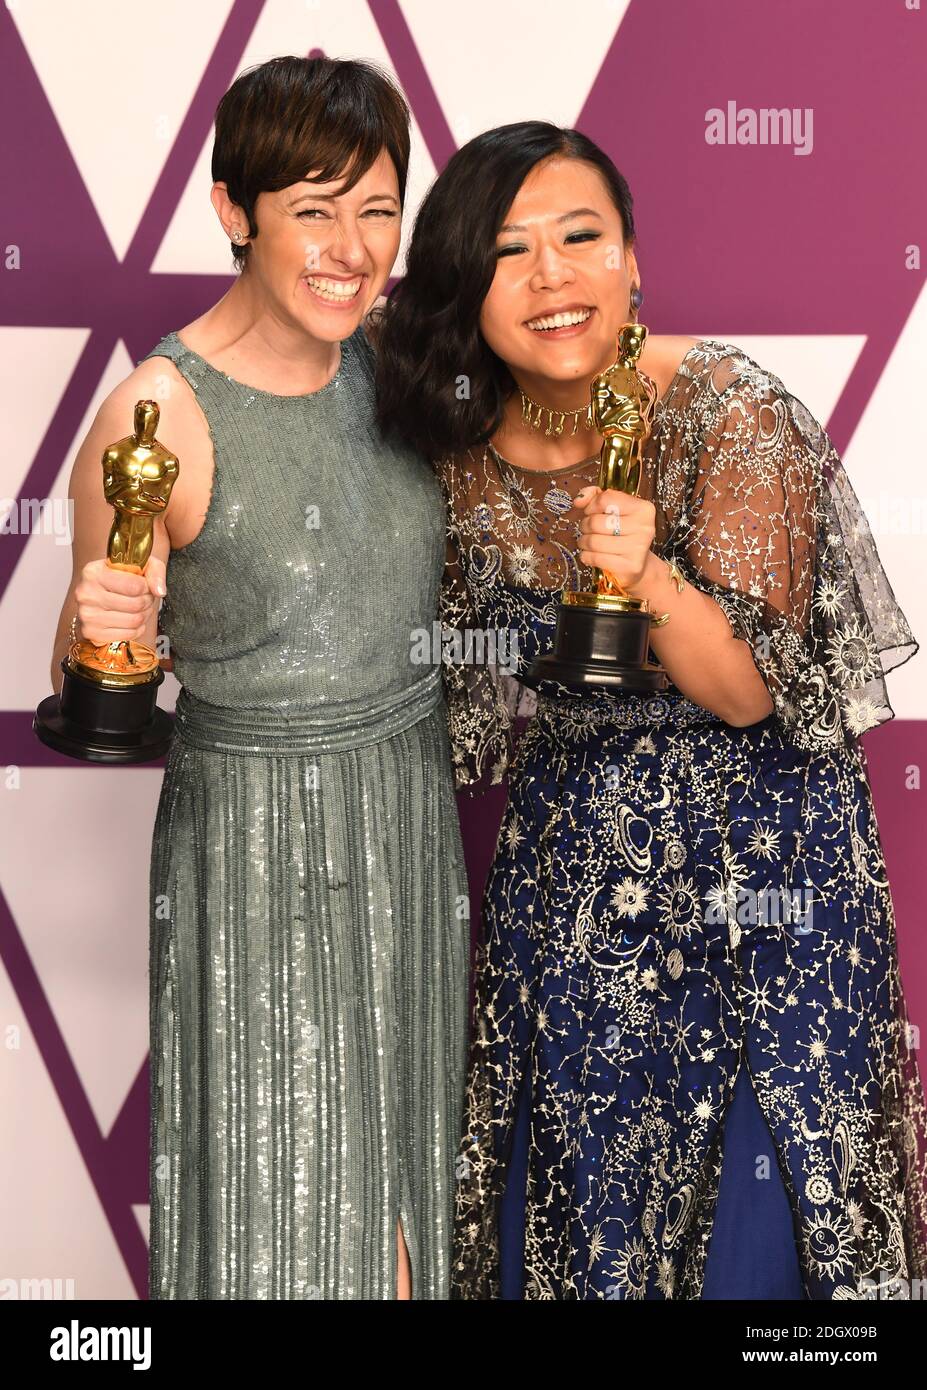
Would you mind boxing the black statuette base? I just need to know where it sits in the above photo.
[524,601,668,694]
[33,660,174,764]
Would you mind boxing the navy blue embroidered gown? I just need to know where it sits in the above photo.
[438,340,927,1300]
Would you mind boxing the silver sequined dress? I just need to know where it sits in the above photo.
[139,327,469,1299]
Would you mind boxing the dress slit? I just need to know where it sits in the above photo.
[701,1052,806,1299]
[497,1036,807,1299]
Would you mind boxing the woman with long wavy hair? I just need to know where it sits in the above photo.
[375,121,927,1299]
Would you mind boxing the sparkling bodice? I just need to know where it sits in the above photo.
[139,327,444,714]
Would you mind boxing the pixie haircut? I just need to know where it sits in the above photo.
[375,123,636,460]
[212,54,411,269]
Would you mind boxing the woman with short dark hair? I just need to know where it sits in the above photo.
[53,55,469,1300]
[376,121,927,1300]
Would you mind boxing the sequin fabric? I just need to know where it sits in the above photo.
[437,339,927,1299]
[140,327,469,1299]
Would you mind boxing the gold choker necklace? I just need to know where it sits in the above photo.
[519,353,622,437]
[519,389,594,437]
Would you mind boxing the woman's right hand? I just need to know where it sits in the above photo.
[74,556,167,645]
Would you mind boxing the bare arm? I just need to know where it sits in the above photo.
[634,550,773,725]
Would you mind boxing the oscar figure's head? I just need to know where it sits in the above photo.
[135,399,159,446]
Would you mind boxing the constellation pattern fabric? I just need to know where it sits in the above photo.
[437,340,927,1298]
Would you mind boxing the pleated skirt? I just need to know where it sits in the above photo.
[148,696,470,1299]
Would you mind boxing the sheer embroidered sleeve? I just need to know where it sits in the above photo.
[665,362,917,750]
[434,458,515,791]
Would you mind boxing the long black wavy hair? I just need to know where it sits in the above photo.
[375,122,636,460]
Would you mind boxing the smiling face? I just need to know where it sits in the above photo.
[223,148,402,343]
[479,155,638,396]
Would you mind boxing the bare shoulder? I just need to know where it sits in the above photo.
[640,334,701,401]
[654,334,702,371]
[71,355,214,552]
[92,356,205,450]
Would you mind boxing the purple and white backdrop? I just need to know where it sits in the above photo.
[1,0,925,1300]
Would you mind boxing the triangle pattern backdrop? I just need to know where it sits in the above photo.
[0,0,925,1299]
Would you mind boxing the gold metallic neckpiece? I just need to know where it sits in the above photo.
[519,388,594,437]
[520,345,625,437]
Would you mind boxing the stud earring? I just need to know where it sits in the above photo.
[629,284,643,315]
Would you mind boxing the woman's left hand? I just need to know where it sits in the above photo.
[572,485,656,591]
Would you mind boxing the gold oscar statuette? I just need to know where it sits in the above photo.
[34,399,179,761]
[524,322,669,693]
